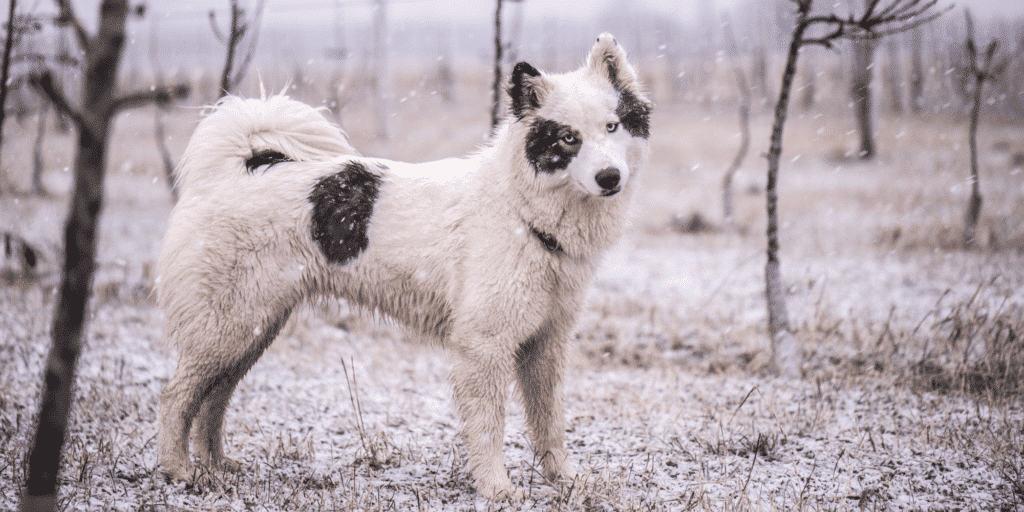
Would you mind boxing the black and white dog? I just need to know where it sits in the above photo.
[157,33,651,500]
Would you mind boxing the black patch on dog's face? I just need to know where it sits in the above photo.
[246,150,291,173]
[616,89,651,139]
[309,162,382,265]
[525,118,581,174]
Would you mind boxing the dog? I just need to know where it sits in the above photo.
[156,33,651,501]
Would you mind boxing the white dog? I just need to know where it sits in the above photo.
[157,33,651,501]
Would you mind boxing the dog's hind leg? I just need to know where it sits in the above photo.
[191,310,290,472]
[514,327,577,484]
[158,308,291,482]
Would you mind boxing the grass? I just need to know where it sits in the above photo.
[1,56,1023,510]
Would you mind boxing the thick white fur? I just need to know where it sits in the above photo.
[157,33,650,501]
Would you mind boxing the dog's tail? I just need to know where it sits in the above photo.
[175,94,357,195]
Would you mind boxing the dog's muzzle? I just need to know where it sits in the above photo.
[596,167,621,197]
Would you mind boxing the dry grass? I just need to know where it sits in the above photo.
[1,59,1023,510]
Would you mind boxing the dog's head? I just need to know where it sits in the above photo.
[508,33,651,199]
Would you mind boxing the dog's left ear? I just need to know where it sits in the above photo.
[508,61,548,119]
[588,33,640,93]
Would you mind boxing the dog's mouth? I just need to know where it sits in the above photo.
[599,187,621,197]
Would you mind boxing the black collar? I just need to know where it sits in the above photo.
[529,224,563,254]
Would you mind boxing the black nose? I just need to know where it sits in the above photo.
[595,167,621,193]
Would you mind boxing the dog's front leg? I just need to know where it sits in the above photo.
[449,340,519,501]
[515,329,577,484]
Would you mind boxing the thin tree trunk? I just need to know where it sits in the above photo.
[721,12,750,229]
[31,101,48,196]
[22,2,188,509]
[218,0,240,97]
[909,27,924,114]
[21,0,127,505]
[884,37,903,115]
[764,17,806,377]
[154,107,177,202]
[851,38,877,159]
[373,0,388,139]
[0,0,19,168]
[963,47,985,248]
[490,0,503,130]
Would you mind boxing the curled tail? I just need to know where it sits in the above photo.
[174,94,357,196]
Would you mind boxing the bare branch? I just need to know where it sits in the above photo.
[111,84,190,113]
[28,70,84,129]
[208,9,225,43]
[53,0,90,52]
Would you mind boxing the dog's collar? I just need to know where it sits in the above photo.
[529,224,563,254]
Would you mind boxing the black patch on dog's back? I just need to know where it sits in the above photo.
[309,162,383,265]
[246,150,291,173]
[616,89,651,139]
[525,118,581,174]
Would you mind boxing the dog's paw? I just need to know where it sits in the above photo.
[476,478,525,502]
[542,453,578,484]
[217,456,247,473]
[160,462,195,484]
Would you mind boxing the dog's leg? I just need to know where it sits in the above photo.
[190,311,290,472]
[159,308,290,482]
[449,339,519,501]
[515,329,577,484]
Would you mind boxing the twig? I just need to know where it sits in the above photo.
[53,0,89,51]
[28,70,85,132]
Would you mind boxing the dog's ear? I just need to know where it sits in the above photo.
[587,33,640,93]
[508,61,547,119]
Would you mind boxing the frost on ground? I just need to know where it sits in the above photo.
[1,106,1024,510]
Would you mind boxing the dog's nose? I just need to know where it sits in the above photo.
[595,167,621,195]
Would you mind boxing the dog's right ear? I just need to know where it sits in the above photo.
[508,62,547,119]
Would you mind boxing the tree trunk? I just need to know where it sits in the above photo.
[32,101,48,196]
[851,38,877,159]
[218,0,240,97]
[0,0,18,169]
[490,0,503,130]
[963,50,984,248]
[720,11,750,230]
[21,1,126,509]
[372,0,388,139]
[884,37,903,115]
[764,17,806,377]
[909,27,925,114]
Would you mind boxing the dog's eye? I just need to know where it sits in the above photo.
[606,122,619,133]
[561,133,576,145]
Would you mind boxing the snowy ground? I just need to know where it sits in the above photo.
[1,94,1024,510]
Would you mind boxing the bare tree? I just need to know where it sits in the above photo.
[20,1,188,510]
[0,0,19,165]
[909,26,924,113]
[721,12,752,230]
[883,36,903,114]
[372,0,388,139]
[150,17,177,202]
[490,0,503,130]
[961,9,1006,248]
[209,0,265,98]
[850,34,877,158]
[763,0,947,375]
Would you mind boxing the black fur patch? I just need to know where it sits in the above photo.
[509,62,542,119]
[616,89,651,139]
[525,118,581,174]
[309,162,383,265]
[529,224,563,254]
[245,150,291,173]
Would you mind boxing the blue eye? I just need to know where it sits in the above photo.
[606,122,619,133]
[561,133,576,144]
